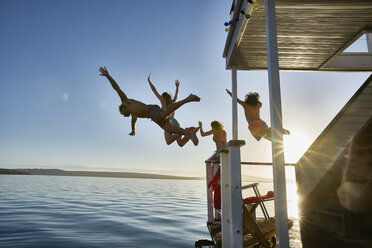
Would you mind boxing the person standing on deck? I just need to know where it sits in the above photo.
[198,120,226,211]
[198,121,227,151]
[99,67,200,145]
[226,89,290,141]
[147,73,199,147]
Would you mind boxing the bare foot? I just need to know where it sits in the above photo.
[188,131,199,146]
[187,94,201,102]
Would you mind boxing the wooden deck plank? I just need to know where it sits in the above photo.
[207,218,293,247]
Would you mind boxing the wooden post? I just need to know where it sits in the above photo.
[220,151,231,247]
[264,0,290,247]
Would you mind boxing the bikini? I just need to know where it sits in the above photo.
[169,117,179,127]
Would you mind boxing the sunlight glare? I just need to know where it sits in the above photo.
[284,128,312,163]
[286,181,299,218]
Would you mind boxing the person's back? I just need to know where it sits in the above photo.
[226,89,289,141]
[199,120,227,151]
[213,129,227,150]
[122,99,150,118]
[242,103,261,123]
[242,92,262,122]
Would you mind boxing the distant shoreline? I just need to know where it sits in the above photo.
[0,168,286,182]
[0,168,203,180]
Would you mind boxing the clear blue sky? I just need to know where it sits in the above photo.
[0,0,370,177]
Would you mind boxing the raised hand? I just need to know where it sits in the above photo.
[99,67,109,77]
[226,89,232,96]
[198,121,202,128]
[175,80,180,87]
[129,131,135,136]
[147,73,152,83]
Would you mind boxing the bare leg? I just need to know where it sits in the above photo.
[262,132,272,141]
[176,127,199,147]
[163,121,199,146]
[164,130,182,145]
[176,136,189,147]
[258,128,290,141]
[161,94,200,119]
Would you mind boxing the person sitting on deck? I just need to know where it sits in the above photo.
[147,73,199,147]
[226,89,290,141]
[198,120,227,151]
[99,67,200,145]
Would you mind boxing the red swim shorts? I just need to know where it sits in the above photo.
[248,119,269,137]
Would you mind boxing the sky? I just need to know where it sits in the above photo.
[0,0,370,178]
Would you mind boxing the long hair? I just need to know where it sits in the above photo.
[162,92,172,106]
[244,92,260,106]
[211,120,224,130]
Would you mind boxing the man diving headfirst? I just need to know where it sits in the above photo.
[99,67,200,145]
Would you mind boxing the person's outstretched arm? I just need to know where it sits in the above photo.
[147,73,164,104]
[99,67,128,103]
[173,80,180,102]
[198,121,213,137]
[226,89,245,106]
[129,116,137,136]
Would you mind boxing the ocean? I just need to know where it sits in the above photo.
[0,175,302,247]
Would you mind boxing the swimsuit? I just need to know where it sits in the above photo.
[169,117,179,127]
[147,105,179,129]
[147,105,165,127]
[248,119,269,140]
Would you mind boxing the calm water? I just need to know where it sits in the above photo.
[0,175,301,247]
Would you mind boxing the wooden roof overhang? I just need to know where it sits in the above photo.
[223,0,372,71]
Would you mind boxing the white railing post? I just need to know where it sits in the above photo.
[265,0,290,247]
[206,162,214,223]
[220,151,231,247]
[231,67,238,140]
[229,143,243,248]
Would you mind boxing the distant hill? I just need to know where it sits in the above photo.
[2,168,277,182]
[15,168,202,180]
[0,168,30,175]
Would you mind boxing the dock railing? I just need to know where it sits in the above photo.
[205,140,296,248]
[206,140,245,248]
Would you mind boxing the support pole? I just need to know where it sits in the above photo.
[229,144,243,248]
[264,0,290,247]
[220,152,231,247]
[231,67,238,140]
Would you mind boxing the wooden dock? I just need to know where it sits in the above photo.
[208,218,293,247]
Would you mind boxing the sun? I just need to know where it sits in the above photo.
[283,128,312,163]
